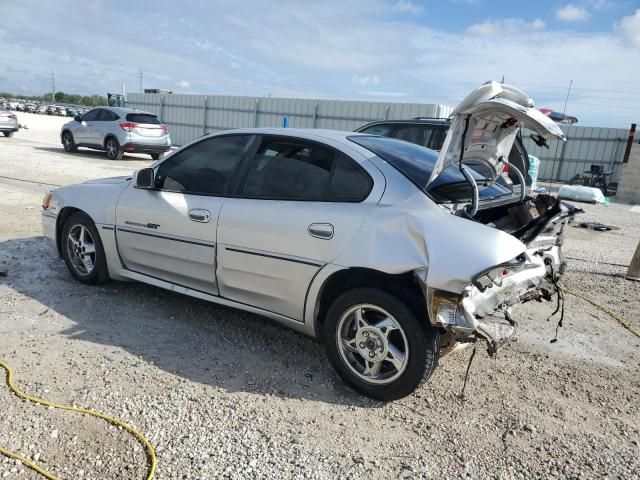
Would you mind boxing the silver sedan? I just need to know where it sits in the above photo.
[42,83,578,400]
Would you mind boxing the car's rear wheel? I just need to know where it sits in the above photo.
[105,137,123,160]
[150,153,161,160]
[323,288,439,401]
[61,212,110,285]
[62,131,77,152]
[3,132,14,137]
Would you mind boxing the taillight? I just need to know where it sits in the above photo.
[160,124,169,133]
[8,114,17,120]
[119,122,138,132]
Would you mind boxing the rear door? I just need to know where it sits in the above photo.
[216,135,383,321]
[115,134,256,294]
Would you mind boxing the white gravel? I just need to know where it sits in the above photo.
[0,115,639,479]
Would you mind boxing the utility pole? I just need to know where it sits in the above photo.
[138,70,143,93]
[50,72,56,102]
[548,79,573,189]
[562,79,573,115]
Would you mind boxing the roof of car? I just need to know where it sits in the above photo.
[356,118,450,131]
[98,106,155,115]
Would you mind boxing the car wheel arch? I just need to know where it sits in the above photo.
[312,267,428,339]
[55,206,84,256]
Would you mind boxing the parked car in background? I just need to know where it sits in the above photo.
[60,106,171,160]
[355,116,534,192]
[43,82,579,400]
[0,109,19,137]
[56,106,67,116]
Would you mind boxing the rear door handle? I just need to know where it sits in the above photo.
[308,223,334,239]
[188,209,211,223]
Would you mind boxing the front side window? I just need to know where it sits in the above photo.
[81,109,100,121]
[155,135,251,195]
[242,140,335,200]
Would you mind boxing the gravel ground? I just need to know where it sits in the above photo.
[1,115,639,479]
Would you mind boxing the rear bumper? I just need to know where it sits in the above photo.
[121,143,171,154]
[0,124,18,132]
[430,201,579,353]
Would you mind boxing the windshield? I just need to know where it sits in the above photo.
[348,135,513,203]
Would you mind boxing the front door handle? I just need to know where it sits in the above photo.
[188,209,211,223]
[308,223,334,239]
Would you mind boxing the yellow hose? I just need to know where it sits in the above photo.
[0,359,156,480]
[562,288,640,338]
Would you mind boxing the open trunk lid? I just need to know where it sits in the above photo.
[427,81,566,187]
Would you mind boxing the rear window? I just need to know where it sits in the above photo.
[125,113,160,124]
[349,135,437,190]
[349,135,512,203]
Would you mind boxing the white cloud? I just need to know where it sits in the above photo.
[0,0,639,127]
[467,18,545,35]
[556,4,590,22]
[177,80,190,88]
[352,74,381,86]
[615,9,640,48]
[392,0,423,15]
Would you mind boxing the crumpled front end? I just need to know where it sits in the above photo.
[428,198,580,354]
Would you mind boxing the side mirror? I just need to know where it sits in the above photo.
[133,168,155,189]
[74,115,81,122]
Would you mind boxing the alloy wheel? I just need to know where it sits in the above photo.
[106,139,118,159]
[336,304,409,385]
[66,224,96,275]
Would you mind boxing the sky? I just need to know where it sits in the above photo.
[1,0,639,127]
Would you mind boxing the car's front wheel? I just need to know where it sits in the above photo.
[323,288,439,401]
[61,212,110,285]
[62,131,77,152]
[105,137,123,160]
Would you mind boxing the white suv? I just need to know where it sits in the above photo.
[61,106,171,160]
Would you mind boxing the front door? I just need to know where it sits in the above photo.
[115,134,256,294]
[216,135,383,321]
[75,108,100,144]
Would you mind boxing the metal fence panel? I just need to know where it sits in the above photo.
[126,93,453,146]
[522,124,628,183]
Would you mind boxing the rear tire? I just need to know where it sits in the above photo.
[323,288,439,401]
[62,131,77,152]
[3,131,14,137]
[150,153,161,160]
[61,212,110,285]
[105,137,123,160]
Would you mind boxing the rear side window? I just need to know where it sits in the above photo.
[126,113,160,124]
[330,155,372,201]
[243,141,334,200]
[241,140,372,202]
[156,135,251,195]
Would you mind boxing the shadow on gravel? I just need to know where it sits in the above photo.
[33,146,154,162]
[1,236,377,407]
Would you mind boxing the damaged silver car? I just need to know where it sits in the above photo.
[42,82,579,400]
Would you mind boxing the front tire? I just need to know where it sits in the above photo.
[61,212,110,285]
[62,131,77,152]
[150,153,161,160]
[3,131,14,137]
[323,288,439,401]
[105,137,123,160]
